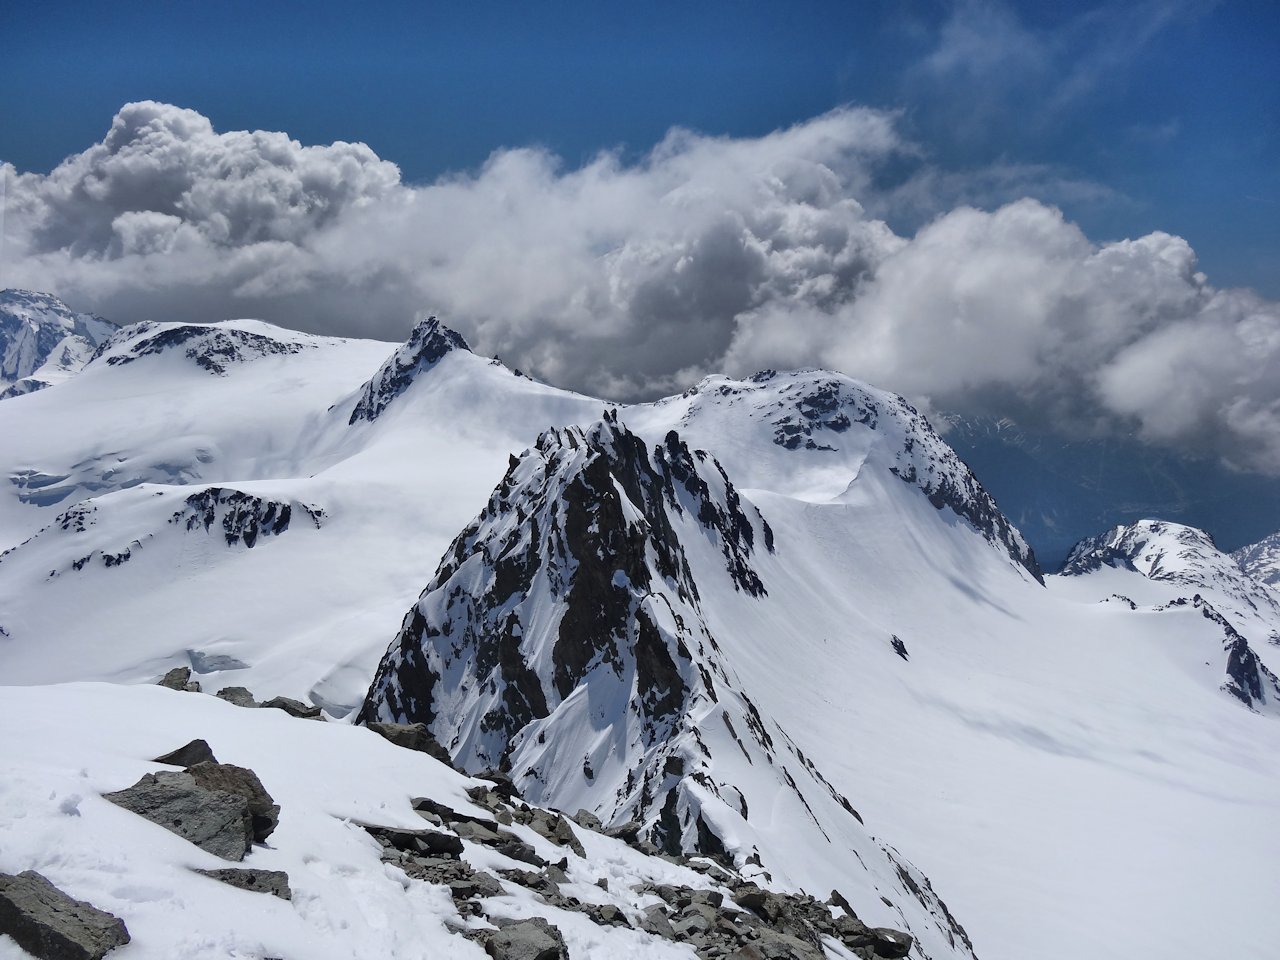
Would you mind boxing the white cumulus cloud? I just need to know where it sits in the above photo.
[2,100,1280,473]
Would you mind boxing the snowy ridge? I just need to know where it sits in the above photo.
[348,315,470,423]
[0,288,114,395]
[1234,529,1280,588]
[89,319,318,374]
[0,485,325,581]
[361,415,978,960]
[4,682,930,960]
[1148,595,1280,715]
[632,370,1041,582]
[3,306,1280,959]
[1062,519,1280,620]
[1059,518,1280,713]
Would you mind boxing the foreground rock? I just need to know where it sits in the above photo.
[260,695,323,720]
[104,770,253,860]
[0,870,130,960]
[364,720,454,766]
[103,758,278,859]
[358,776,920,960]
[185,761,279,842]
[483,917,567,960]
[196,867,291,900]
[156,666,199,693]
[152,738,217,767]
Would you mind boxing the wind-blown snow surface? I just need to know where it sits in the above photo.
[1,313,1278,959]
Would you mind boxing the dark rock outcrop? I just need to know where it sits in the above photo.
[152,739,217,768]
[104,771,254,860]
[349,316,470,424]
[484,917,568,960]
[195,868,291,900]
[185,762,279,842]
[259,696,323,720]
[0,870,130,960]
[172,488,324,548]
[365,721,455,766]
[93,323,308,375]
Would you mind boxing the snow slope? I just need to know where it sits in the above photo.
[361,415,976,959]
[0,681,798,960]
[1,310,1279,960]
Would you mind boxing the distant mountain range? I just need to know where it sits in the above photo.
[940,413,1280,568]
[0,288,116,399]
[1,291,1278,959]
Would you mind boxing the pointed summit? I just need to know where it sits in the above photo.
[357,415,979,959]
[349,316,471,424]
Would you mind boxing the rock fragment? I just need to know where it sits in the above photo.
[103,771,252,860]
[185,761,279,842]
[485,917,567,960]
[157,666,191,690]
[152,739,217,768]
[214,686,258,708]
[259,696,323,720]
[0,870,130,960]
[364,721,454,766]
[196,868,291,900]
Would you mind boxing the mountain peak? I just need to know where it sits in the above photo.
[1234,529,1280,587]
[643,368,1043,582]
[357,412,981,958]
[359,413,775,759]
[348,315,471,424]
[1059,518,1278,614]
[87,320,314,375]
[1,289,115,392]
[1063,519,1222,580]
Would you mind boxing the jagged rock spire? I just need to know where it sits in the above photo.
[349,316,470,423]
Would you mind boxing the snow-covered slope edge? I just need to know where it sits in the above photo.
[1059,519,1280,713]
[0,681,925,960]
[360,415,977,960]
[632,371,1041,583]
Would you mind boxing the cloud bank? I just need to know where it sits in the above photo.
[3,101,1280,473]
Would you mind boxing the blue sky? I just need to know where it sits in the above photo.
[3,0,1280,483]
[2,0,1276,295]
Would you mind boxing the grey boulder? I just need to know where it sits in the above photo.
[104,771,253,861]
[364,721,454,766]
[152,739,217,768]
[0,870,130,960]
[486,917,567,960]
[214,686,258,708]
[157,666,191,690]
[185,761,279,842]
[259,696,323,720]
[196,868,291,900]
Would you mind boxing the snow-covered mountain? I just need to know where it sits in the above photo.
[360,414,976,958]
[940,413,1280,569]
[2,306,1279,960]
[1059,519,1280,713]
[1234,529,1280,587]
[0,289,115,399]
